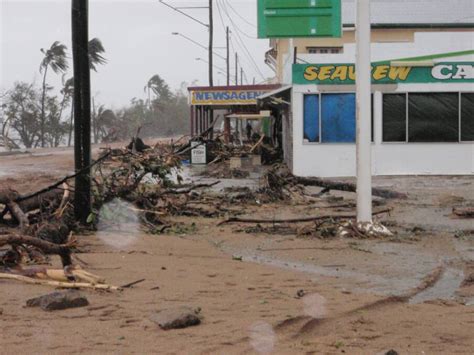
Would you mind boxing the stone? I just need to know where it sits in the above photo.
[385,350,399,355]
[26,290,89,311]
[149,306,201,330]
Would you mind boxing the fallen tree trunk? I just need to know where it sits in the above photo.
[0,234,73,267]
[294,177,406,199]
[218,207,392,226]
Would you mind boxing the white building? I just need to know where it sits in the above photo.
[262,0,474,177]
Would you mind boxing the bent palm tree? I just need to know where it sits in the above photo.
[144,74,171,109]
[39,41,68,147]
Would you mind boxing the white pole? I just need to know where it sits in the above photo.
[356,0,372,222]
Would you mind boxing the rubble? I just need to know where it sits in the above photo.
[149,306,201,330]
[26,290,89,311]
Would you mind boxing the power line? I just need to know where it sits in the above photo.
[158,1,209,28]
[223,0,257,28]
[219,0,265,80]
[220,0,257,39]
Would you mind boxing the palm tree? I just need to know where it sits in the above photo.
[67,38,107,146]
[58,76,75,146]
[39,41,68,147]
[144,74,172,109]
[87,38,107,71]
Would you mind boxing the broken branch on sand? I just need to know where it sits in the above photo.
[0,273,120,291]
[0,234,73,267]
[218,208,392,226]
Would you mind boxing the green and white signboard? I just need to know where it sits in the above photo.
[293,62,474,84]
[258,0,342,38]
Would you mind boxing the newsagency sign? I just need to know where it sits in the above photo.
[293,62,474,84]
[190,89,272,106]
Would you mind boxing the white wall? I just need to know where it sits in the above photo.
[291,84,474,177]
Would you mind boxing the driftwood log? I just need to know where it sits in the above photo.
[294,177,406,199]
[218,207,392,225]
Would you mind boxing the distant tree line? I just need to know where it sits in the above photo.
[0,40,191,149]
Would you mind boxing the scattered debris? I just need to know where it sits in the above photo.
[337,220,394,239]
[121,278,146,289]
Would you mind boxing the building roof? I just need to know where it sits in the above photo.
[342,0,474,26]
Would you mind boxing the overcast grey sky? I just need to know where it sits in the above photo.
[1,0,272,108]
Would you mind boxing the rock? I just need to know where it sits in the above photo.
[385,350,399,355]
[26,290,89,311]
[149,306,201,330]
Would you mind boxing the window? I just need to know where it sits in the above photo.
[303,95,319,142]
[321,93,356,142]
[383,94,406,142]
[307,47,343,54]
[303,93,374,143]
[461,93,474,141]
[382,92,473,143]
[408,93,459,142]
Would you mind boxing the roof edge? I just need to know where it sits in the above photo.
[343,23,474,29]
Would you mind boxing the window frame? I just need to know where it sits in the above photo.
[460,92,474,143]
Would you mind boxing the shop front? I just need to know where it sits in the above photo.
[187,84,281,137]
[288,59,474,177]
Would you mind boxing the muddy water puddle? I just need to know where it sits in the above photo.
[220,240,472,304]
[409,267,465,304]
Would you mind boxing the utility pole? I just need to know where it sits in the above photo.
[208,0,213,87]
[226,26,230,86]
[71,0,91,223]
[356,0,372,222]
[235,52,238,85]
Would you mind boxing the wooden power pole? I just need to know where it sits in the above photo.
[71,0,91,223]
[226,26,230,86]
[235,52,238,85]
[208,0,213,87]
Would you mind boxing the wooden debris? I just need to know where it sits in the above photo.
[452,207,474,218]
[0,273,120,291]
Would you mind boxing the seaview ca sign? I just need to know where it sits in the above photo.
[190,89,270,106]
[293,62,474,84]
